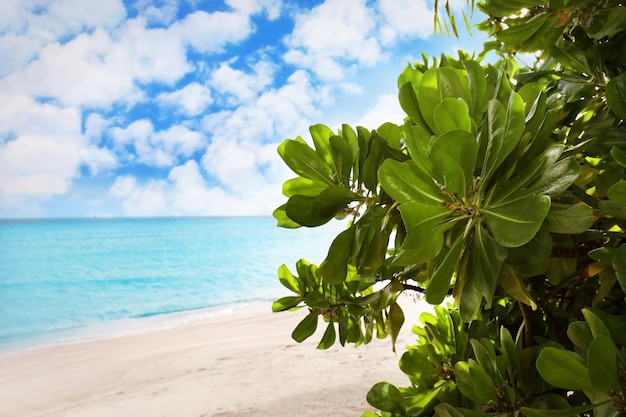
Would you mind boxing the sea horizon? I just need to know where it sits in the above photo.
[0,216,345,355]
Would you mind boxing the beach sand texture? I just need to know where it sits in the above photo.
[0,299,431,417]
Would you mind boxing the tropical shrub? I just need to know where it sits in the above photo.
[272,0,626,416]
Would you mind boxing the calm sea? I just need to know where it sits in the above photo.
[0,216,344,353]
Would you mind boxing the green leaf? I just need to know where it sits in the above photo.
[319,226,355,285]
[473,227,507,308]
[434,98,472,134]
[544,203,593,234]
[272,296,303,312]
[278,139,334,185]
[426,233,465,304]
[292,311,319,342]
[309,124,336,171]
[273,204,302,228]
[536,347,592,390]
[567,321,593,352]
[498,264,537,310]
[285,195,334,227]
[481,195,551,248]
[607,181,626,205]
[613,245,626,293]
[506,230,552,276]
[387,302,405,353]
[304,291,329,309]
[317,321,336,350]
[312,186,361,219]
[547,44,592,76]
[379,159,446,205]
[598,200,626,219]
[330,134,354,186]
[592,6,626,39]
[419,67,470,133]
[282,177,329,197]
[278,264,301,293]
[481,94,525,184]
[399,348,438,379]
[582,308,612,338]
[606,73,626,119]
[396,202,454,264]
[366,382,406,415]
[521,402,610,417]
[587,335,620,391]
[430,130,478,195]
[610,146,626,168]
[468,359,498,402]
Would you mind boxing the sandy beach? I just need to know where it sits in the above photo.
[0,298,431,417]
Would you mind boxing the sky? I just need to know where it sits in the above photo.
[0,0,487,218]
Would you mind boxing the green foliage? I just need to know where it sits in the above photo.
[271,0,626,415]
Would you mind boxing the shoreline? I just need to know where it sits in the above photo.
[0,297,432,417]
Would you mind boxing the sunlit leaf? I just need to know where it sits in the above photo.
[366,382,405,414]
[282,177,329,197]
[498,264,537,310]
[536,347,592,390]
[433,98,472,134]
[317,321,336,350]
[430,130,478,195]
[278,139,334,185]
[379,159,446,205]
[292,311,319,342]
[272,296,303,312]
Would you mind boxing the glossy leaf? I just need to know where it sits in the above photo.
[387,302,405,353]
[379,159,446,205]
[278,139,334,185]
[282,177,329,197]
[434,98,472,134]
[613,245,626,293]
[430,130,478,195]
[396,202,453,264]
[419,67,470,133]
[536,347,592,390]
[329,135,354,186]
[309,124,336,171]
[273,204,301,228]
[481,195,551,248]
[607,181,626,205]
[606,73,626,119]
[278,264,301,293]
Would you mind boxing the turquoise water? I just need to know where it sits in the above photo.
[0,217,344,353]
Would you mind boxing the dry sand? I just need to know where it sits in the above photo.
[0,298,432,417]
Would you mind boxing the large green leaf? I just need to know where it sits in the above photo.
[430,130,478,195]
[463,59,487,120]
[473,227,507,308]
[544,203,593,234]
[592,6,626,39]
[402,121,440,181]
[366,382,406,415]
[481,195,551,247]
[278,263,302,293]
[434,98,472,134]
[319,226,355,285]
[329,134,354,186]
[607,181,626,205]
[419,67,470,133]
[587,335,620,391]
[396,202,453,264]
[481,94,525,184]
[506,230,552,276]
[273,204,302,228]
[272,296,303,312]
[536,347,592,390]
[379,159,446,205]
[426,233,466,304]
[278,139,334,185]
[613,245,626,293]
[317,321,336,350]
[525,156,581,197]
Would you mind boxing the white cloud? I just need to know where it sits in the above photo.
[378,0,434,43]
[284,0,383,80]
[226,0,282,20]
[133,0,179,26]
[0,94,116,197]
[110,175,168,216]
[209,59,274,103]
[170,10,253,54]
[109,120,206,167]
[156,82,213,116]
[354,93,406,128]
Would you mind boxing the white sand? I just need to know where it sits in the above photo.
[0,298,431,417]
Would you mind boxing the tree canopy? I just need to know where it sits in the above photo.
[272,0,626,416]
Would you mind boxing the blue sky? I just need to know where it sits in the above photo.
[0,0,487,218]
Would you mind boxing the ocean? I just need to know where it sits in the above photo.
[0,216,345,354]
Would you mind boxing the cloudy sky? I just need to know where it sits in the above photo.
[0,0,486,218]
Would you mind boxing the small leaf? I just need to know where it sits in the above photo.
[317,321,337,350]
[278,264,301,293]
[613,245,626,293]
[387,302,405,353]
[536,347,592,390]
[272,296,303,312]
[498,264,537,310]
[292,311,319,342]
